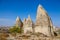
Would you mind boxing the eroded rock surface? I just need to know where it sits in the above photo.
[15,16,23,27]
[35,4,54,36]
[23,15,33,34]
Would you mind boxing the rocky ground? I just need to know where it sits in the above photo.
[0,26,60,40]
[0,33,60,40]
[7,34,60,40]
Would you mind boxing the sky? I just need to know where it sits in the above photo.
[0,0,60,27]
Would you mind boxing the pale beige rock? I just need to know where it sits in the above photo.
[23,15,33,34]
[15,16,22,27]
[35,4,54,36]
[48,17,54,36]
[15,4,55,37]
[36,4,49,26]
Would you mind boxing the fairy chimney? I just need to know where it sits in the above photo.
[35,4,54,36]
[23,15,33,34]
[16,16,23,27]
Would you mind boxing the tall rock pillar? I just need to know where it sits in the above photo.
[15,16,23,27]
[35,4,54,36]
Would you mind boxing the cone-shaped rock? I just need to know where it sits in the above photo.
[35,4,54,36]
[23,15,33,34]
[16,16,23,27]
[36,4,48,26]
[23,18,26,24]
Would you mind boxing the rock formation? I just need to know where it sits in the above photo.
[15,4,55,37]
[15,16,23,27]
[23,15,33,34]
[35,4,54,36]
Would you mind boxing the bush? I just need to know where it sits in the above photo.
[9,26,22,33]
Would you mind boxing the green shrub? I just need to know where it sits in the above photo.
[9,26,22,33]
